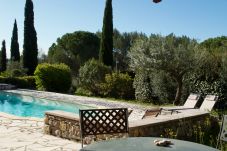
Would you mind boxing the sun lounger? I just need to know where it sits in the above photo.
[199,95,218,112]
[159,94,218,116]
[158,93,201,115]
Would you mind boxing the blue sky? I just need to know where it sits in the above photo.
[0,0,227,57]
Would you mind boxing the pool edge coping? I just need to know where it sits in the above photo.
[0,111,43,121]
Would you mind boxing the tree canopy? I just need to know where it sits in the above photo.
[130,34,198,105]
[189,36,227,102]
[99,0,113,67]
[10,19,20,62]
[48,31,100,74]
[97,29,147,71]
[200,36,227,50]
[112,29,147,71]
[23,0,38,75]
[0,40,7,72]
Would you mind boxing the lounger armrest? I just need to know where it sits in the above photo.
[162,107,194,111]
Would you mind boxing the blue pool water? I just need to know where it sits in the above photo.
[0,92,91,118]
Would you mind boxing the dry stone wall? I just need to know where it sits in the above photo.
[44,111,81,141]
[44,110,127,144]
[44,110,210,144]
[129,114,210,139]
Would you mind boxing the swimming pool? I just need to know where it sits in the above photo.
[0,92,92,118]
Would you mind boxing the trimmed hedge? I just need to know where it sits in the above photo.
[0,76,36,89]
[34,63,71,93]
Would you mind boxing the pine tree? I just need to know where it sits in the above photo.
[99,0,113,67]
[10,19,20,62]
[23,0,38,75]
[0,40,7,72]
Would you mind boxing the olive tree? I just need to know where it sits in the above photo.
[129,34,198,105]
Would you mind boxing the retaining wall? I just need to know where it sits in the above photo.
[44,110,210,144]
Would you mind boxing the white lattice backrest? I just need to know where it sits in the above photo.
[183,94,200,108]
[220,115,227,142]
[200,95,218,112]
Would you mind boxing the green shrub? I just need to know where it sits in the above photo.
[34,63,71,93]
[78,59,111,96]
[192,117,219,147]
[0,61,28,77]
[18,76,36,88]
[0,76,35,89]
[133,72,154,103]
[101,72,134,99]
[75,87,93,96]
[160,116,220,148]
[1,68,27,77]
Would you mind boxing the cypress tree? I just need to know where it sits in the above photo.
[10,19,20,62]
[99,0,113,67]
[0,40,7,72]
[23,0,38,75]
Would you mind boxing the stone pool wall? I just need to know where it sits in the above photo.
[129,113,211,139]
[44,110,210,144]
[44,110,127,144]
[44,111,81,141]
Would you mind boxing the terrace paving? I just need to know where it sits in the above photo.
[0,112,80,151]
